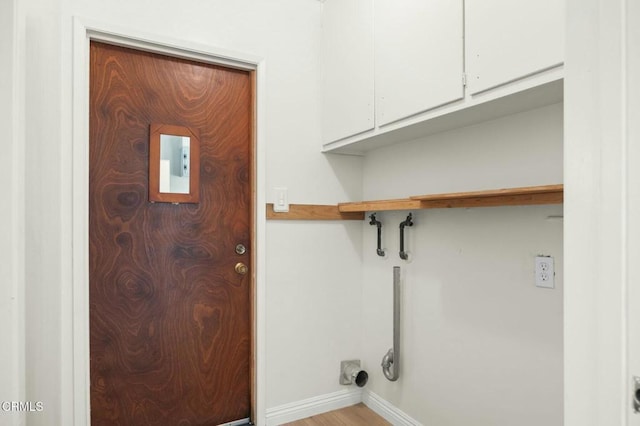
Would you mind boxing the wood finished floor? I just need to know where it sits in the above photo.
[281,403,391,426]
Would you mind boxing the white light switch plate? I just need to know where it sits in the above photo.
[273,187,289,212]
[535,256,555,289]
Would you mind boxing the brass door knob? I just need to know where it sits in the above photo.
[235,262,248,275]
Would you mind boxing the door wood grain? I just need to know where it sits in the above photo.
[89,41,252,426]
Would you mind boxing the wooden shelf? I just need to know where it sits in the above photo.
[410,184,564,208]
[267,185,563,220]
[338,184,563,213]
[267,204,364,221]
[338,198,423,213]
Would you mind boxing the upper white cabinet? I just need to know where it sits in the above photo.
[375,0,464,126]
[321,0,375,144]
[465,0,564,94]
[320,0,564,154]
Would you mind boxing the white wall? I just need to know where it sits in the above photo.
[1,0,25,425]
[361,104,564,425]
[18,0,363,424]
[266,221,363,407]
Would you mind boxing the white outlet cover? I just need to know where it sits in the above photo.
[273,187,289,213]
[535,256,555,289]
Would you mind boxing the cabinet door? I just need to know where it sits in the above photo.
[322,0,375,144]
[375,0,464,127]
[465,0,564,95]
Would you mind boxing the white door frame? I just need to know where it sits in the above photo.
[71,17,267,425]
[564,0,636,424]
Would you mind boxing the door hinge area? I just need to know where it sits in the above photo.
[462,73,467,87]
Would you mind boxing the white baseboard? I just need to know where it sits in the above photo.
[362,390,423,426]
[265,388,363,426]
[264,388,421,426]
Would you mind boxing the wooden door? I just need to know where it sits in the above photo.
[89,42,253,425]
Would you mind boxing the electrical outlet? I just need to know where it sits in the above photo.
[535,256,555,289]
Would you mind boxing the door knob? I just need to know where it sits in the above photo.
[235,262,248,275]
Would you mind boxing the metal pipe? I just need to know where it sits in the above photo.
[369,213,385,257]
[340,360,369,387]
[399,213,413,260]
[381,266,400,381]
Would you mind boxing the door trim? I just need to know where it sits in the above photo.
[72,17,266,425]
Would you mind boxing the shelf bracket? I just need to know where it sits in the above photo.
[369,213,385,257]
[399,213,414,260]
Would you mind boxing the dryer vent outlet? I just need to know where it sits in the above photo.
[339,360,368,387]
